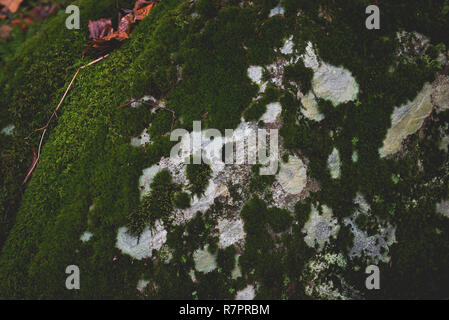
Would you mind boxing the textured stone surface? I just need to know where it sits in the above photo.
[193,244,217,273]
[136,279,149,292]
[301,92,324,122]
[304,252,349,299]
[327,147,341,179]
[302,204,340,251]
[116,220,167,260]
[380,83,433,158]
[433,75,449,113]
[130,128,151,147]
[268,3,284,17]
[236,285,255,300]
[80,231,93,243]
[302,42,359,106]
[344,193,396,264]
[1,124,14,136]
[217,218,246,249]
[260,102,282,123]
[436,200,449,218]
[276,156,307,195]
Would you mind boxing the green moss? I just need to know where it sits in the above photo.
[1,0,449,300]
[186,157,212,197]
[174,191,191,209]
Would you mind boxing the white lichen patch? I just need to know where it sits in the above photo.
[379,83,433,158]
[352,150,359,163]
[187,181,228,222]
[344,193,396,264]
[302,204,340,252]
[231,255,242,280]
[276,156,307,195]
[439,135,449,152]
[217,218,245,249]
[301,92,324,122]
[247,66,263,85]
[436,200,449,218]
[116,220,167,260]
[236,285,255,300]
[139,164,162,197]
[80,231,93,242]
[302,42,359,106]
[304,252,350,300]
[131,128,151,147]
[265,58,291,88]
[268,3,284,17]
[260,102,282,123]
[280,35,294,55]
[137,279,150,293]
[193,244,217,273]
[1,124,14,136]
[131,95,158,108]
[433,74,449,113]
[327,148,341,179]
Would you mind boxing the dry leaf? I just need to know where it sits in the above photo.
[89,18,114,41]
[85,0,157,55]
[29,4,58,20]
[0,0,23,13]
[134,3,154,21]
[0,23,12,40]
[117,13,135,35]
[10,15,33,31]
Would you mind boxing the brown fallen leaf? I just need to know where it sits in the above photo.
[85,0,157,56]
[0,8,8,19]
[0,23,12,40]
[134,3,154,21]
[28,4,58,20]
[10,15,33,31]
[88,18,114,41]
[117,13,135,35]
[0,0,23,13]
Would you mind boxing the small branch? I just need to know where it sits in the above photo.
[117,98,176,133]
[23,54,110,185]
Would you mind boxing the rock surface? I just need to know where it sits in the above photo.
[301,92,324,122]
[327,147,341,179]
[276,156,307,195]
[193,244,217,273]
[116,220,167,260]
[302,42,359,106]
[344,193,396,264]
[436,200,449,218]
[235,285,255,300]
[379,83,433,158]
[302,204,340,251]
[217,218,246,249]
[80,231,93,243]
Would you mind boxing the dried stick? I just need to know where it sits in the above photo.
[23,54,110,185]
[117,99,176,133]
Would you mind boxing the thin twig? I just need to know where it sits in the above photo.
[117,99,176,133]
[26,54,110,139]
[23,54,110,185]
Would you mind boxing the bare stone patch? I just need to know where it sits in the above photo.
[302,204,340,252]
[344,193,396,264]
[327,147,341,179]
[236,285,255,300]
[193,244,217,273]
[436,200,449,218]
[217,218,246,249]
[116,220,167,260]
